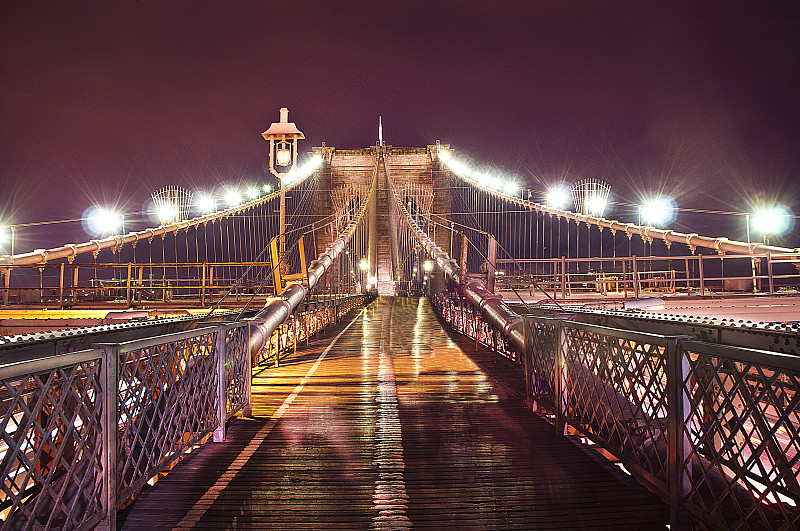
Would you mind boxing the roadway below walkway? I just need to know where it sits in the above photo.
[120,297,668,530]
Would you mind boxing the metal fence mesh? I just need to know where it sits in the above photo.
[116,331,220,501]
[1,351,105,530]
[562,324,671,488]
[680,342,800,529]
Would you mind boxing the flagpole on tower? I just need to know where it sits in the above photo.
[379,116,383,146]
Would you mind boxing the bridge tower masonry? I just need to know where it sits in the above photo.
[311,144,450,296]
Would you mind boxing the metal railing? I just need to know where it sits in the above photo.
[495,253,800,298]
[0,261,276,306]
[432,292,800,530]
[0,322,251,530]
[0,288,370,530]
[251,294,369,368]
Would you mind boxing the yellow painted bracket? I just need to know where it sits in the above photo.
[269,238,282,294]
[271,236,309,293]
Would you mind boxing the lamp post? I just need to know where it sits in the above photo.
[262,107,305,264]
[10,226,15,263]
[745,213,758,292]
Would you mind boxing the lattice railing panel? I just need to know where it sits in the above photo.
[251,295,368,368]
[0,350,105,530]
[116,331,219,500]
[524,318,558,412]
[1,322,252,529]
[679,341,800,530]
[225,325,250,417]
[561,324,671,488]
[433,287,800,529]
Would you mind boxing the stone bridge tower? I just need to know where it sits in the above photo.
[311,144,451,296]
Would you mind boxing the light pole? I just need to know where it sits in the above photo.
[746,213,758,292]
[262,108,305,265]
[10,225,15,263]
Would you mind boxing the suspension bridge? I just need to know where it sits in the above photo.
[2,115,800,529]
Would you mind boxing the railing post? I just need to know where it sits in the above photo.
[698,255,705,296]
[73,266,79,303]
[767,253,774,294]
[101,344,119,531]
[1,268,8,305]
[522,316,533,410]
[684,257,690,292]
[244,322,252,417]
[214,325,227,442]
[487,235,497,293]
[632,255,640,299]
[554,322,568,435]
[460,233,469,282]
[201,262,207,306]
[58,262,65,305]
[274,326,280,368]
[666,338,692,529]
[126,262,132,305]
[666,337,680,528]
[560,256,566,299]
[293,312,298,355]
[136,266,144,304]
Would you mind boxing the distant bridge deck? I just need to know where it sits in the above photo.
[120,297,668,529]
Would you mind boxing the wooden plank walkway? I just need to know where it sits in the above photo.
[119,297,669,530]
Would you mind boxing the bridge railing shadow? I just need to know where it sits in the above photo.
[432,291,800,530]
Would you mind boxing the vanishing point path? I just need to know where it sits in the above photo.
[120,297,668,530]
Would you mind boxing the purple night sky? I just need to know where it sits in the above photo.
[2,2,799,250]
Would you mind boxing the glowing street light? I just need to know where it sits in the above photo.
[155,202,177,224]
[546,186,571,209]
[0,225,16,264]
[438,151,526,199]
[262,183,273,194]
[262,107,305,263]
[586,195,608,216]
[640,195,677,226]
[225,189,242,207]
[246,187,260,200]
[196,194,216,214]
[751,205,793,243]
[359,259,369,271]
[84,206,123,237]
[503,181,519,196]
[423,260,434,272]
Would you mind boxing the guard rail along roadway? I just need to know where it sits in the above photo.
[247,159,377,356]
[437,147,800,257]
[389,158,800,529]
[432,296,800,530]
[0,321,250,530]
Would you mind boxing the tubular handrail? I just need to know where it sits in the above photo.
[0,169,316,267]
[385,158,529,356]
[248,158,378,355]
[437,148,799,257]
